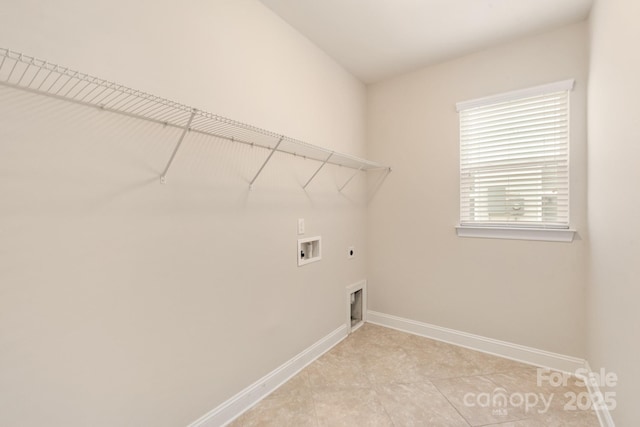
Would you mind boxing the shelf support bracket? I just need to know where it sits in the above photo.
[249,136,283,189]
[303,152,333,190]
[339,165,364,192]
[160,109,197,184]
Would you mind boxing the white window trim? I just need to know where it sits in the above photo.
[456,79,575,111]
[456,79,576,242]
[456,226,576,242]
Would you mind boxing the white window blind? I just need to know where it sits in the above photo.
[457,80,573,229]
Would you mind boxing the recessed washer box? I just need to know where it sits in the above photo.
[298,236,321,266]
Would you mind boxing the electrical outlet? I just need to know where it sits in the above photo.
[297,218,305,235]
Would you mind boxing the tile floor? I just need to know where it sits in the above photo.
[229,323,600,426]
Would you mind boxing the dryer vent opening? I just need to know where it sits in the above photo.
[350,288,363,328]
[346,281,366,333]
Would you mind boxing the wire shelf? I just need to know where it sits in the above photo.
[0,48,390,189]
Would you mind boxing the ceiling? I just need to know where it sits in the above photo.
[259,0,593,83]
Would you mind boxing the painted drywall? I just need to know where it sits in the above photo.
[0,1,368,426]
[588,0,640,423]
[367,22,589,358]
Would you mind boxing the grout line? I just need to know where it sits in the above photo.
[370,386,399,427]
[428,379,473,427]
[238,323,594,426]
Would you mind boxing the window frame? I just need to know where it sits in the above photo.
[455,80,576,242]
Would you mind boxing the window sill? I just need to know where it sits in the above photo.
[455,226,576,242]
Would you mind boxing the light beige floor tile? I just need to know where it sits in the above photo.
[268,370,312,399]
[229,324,595,427]
[346,324,414,355]
[305,350,370,390]
[325,336,365,358]
[432,375,528,426]
[345,324,429,384]
[529,406,601,426]
[375,381,470,426]
[230,393,318,427]
[405,336,531,379]
[482,406,601,427]
[486,368,591,412]
[352,322,400,337]
[313,388,394,427]
[481,368,555,417]
[485,366,564,392]
[226,417,244,427]
[478,420,540,426]
[362,335,412,359]
[361,347,426,384]
[408,340,487,379]
[461,350,533,376]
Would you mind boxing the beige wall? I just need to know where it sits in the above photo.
[7,0,636,424]
[588,0,640,423]
[0,1,368,426]
[367,22,589,357]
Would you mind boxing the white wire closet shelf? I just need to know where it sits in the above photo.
[0,48,390,190]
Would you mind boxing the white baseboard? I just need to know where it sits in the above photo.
[580,362,616,427]
[367,310,587,374]
[369,311,614,426]
[187,313,611,427]
[188,324,348,427]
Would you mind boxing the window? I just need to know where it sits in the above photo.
[456,80,575,242]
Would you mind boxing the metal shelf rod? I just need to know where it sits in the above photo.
[303,152,333,189]
[160,109,197,184]
[249,137,283,189]
[339,165,364,192]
